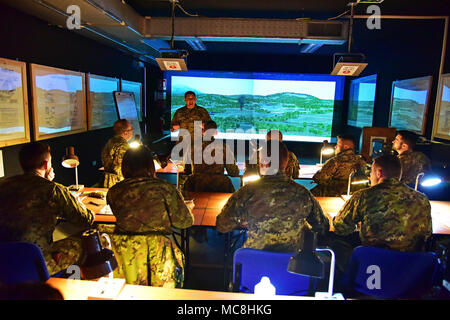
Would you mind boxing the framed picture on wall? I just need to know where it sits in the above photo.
[389,76,432,135]
[120,79,143,121]
[432,73,450,140]
[30,63,87,141]
[0,58,30,147]
[87,74,120,130]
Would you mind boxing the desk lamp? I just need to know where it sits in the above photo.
[317,140,335,167]
[129,134,142,149]
[342,168,369,200]
[415,172,443,191]
[288,229,344,300]
[62,146,83,192]
[242,163,260,186]
[79,229,118,280]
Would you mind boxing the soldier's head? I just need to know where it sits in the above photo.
[122,145,156,179]
[266,130,283,142]
[370,154,402,186]
[392,130,416,154]
[203,120,218,137]
[336,134,357,154]
[19,142,52,174]
[184,91,197,109]
[113,119,133,141]
[259,140,289,176]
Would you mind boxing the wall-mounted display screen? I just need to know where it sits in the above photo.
[113,91,142,138]
[0,58,30,147]
[347,74,377,128]
[433,73,450,140]
[120,79,142,121]
[30,64,86,140]
[87,74,119,130]
[164,70,345,142]
[389,76,432,135]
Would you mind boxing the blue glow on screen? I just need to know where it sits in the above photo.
[347,74,377,128]
[165,70,344,142]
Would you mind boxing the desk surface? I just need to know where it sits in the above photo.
[46,278,312,300]
[85,188,450,235]
[157,162,320,179]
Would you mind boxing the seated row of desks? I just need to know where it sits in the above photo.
[84,188,450,235]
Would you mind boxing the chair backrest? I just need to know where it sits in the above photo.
[346,246,442,299]
[233,248,314,296]
[0,242,50,285]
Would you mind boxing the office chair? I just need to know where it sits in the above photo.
[232,248,315,296]
[345,246,442,299]
[0,242,50,285]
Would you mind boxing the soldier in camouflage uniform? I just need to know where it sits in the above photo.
[311,134,368,197]
[243,130,300,179]
[0,142,94,275]
[216,141,329,252]
[182,120,240,193]
[171,91,211,174]
[392,130,431,186]
[106,146,194,287]
[101,119,133,188]
[333,154,432,252]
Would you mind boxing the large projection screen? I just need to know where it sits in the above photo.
[165,70,344,142]
[347,74,377,128]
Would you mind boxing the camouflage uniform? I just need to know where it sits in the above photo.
[286,151,300,179]
[311,149,368,197]
[182,138,240,193]
[397,150,431,186]
[0,172,94,275]
[106,176,194,287]
[101,135,129,188]
[216,172,329,252]
[333,178,432,252]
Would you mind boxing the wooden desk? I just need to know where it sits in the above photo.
[46,277,312,300]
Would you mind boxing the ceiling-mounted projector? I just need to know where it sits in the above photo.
[331,53,367,76]
[156,50,188,71]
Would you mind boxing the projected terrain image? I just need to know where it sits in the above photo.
[347,76,376,128]
[170,76,337,141]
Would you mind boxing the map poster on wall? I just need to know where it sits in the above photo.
[120,79,143,121]
[0,58,30,147]
[30,64,86,141]
[389,76,432,135]
[433,74,450,140]
[87,74,119,130]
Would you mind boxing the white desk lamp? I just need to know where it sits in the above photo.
[62,146,83,192]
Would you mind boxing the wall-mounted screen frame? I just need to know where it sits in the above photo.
[87,74,119,130]
[120,79,142,122]
[347,74,377,128]
[0,58,30,147]
[30,63,87,141]
[432,73,450,140]
[389,75,432,135]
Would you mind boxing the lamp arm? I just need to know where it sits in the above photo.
[316,248,335,298]
[347,170,355,196]
[415,172,424,191]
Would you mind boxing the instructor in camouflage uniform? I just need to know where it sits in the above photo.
[311,134,368,197]
[171,91,211,174]
[216,141,329,252]
[0,142,94,275]
[106,145,194,287]
[333,154,432,252]
[101,119,133,188]
[182,120,240,193]
[392,130,431,186]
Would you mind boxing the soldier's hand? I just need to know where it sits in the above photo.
[45,167,55,181]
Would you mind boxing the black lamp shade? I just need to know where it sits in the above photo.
[287,229,325,278]
[79,229,118,280]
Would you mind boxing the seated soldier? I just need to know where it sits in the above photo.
[182,120,240,194]
[311,134,368,197]
[0,142,94,275]
[266,129,300,179]
[392,130,431,186]
[106,145,194,287]
[216,140,329,252]
[333,154,432,264]
[101,119,133,188]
